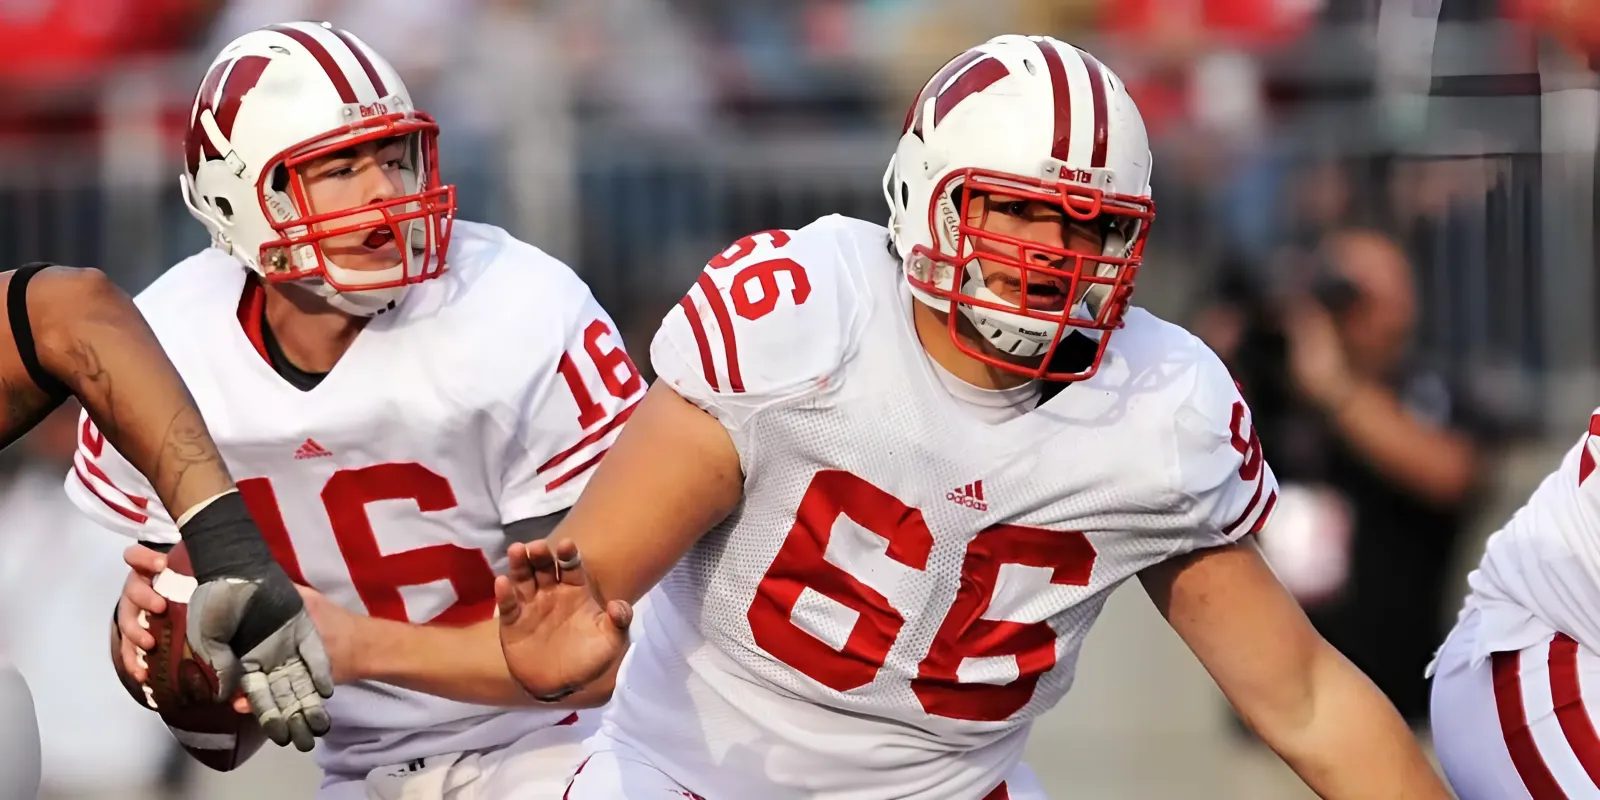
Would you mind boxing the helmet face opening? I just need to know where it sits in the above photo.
[888,35,1157,384]
[254,111,455,294]
[906,168,1153,382]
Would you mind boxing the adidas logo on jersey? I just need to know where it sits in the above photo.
[946,480,987,511]
[293,439,333,460]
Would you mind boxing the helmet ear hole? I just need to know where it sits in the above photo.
[899,182,909,208]
[214,197,233,219]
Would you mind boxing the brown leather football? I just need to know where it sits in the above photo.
[135,543,266,772]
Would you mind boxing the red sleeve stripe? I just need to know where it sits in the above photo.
[537,397,640,475]
[73,461,149,524]
[677,295,719,391]
[544,448,609,492]
[1221,472,1267,536]
[694,273,745,393]
[79,456,149,510]
[1247,490,1278,536]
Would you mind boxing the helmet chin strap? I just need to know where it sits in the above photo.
[952,255,1123,359]
[308,260,408,317]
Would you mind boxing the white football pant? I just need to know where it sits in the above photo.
[1433,609,1600,799]
[317,712,594,800]
[563,732,1047,800]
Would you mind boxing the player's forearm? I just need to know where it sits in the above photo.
[1249,642,1449,798]
[352,616,613,708]
[1326,380,1478,506]
[562,383,743,604]
[25,266,234,517]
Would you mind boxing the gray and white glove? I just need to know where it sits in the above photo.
[179,491,335,751]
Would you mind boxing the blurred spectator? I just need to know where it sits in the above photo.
[1507,0,1600,68]
[555,0,714,134]
[0,0,220,122]
[1202,229,1493,726]
[0,0,222,278]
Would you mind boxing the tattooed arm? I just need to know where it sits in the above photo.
[22,263,335,749]
[0,265,233,517]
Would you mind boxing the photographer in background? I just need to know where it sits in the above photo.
[1199,228,1488,727]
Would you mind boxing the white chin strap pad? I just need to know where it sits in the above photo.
[956,264,1058,358]
[311,260,409,317]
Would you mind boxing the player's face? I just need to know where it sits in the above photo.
[299,137,409,272]
[963,191,1106,313]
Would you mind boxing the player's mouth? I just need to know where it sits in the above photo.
[988,272,1070,312]
[360,226,397,254]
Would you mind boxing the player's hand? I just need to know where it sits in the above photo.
[496,538,632,699]
[1283,297,1353,411]
[179,491,335,751]
[186,578,333,751]
[115,545,169,684]
[294,585,361,685]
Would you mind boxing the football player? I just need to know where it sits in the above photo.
[1429,410,1600,798]
[494,35,1450,798]
[0,263,331,796]
[75,22,639,799]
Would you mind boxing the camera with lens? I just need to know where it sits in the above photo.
[1220,250,1363,416]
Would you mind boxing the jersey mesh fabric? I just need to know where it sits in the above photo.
[609,216,1276,799]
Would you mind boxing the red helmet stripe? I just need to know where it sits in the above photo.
[905,49,986,137]
[1036,39,1074,162]
[214,56,271,148]
[331,28,389,98]
[185,60,229,173]
[1076,47,1111,168]
[933,57,1010,126]
[185,56,270,174]
[267,24,357,104]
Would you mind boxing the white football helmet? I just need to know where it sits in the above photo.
[885,35,1154,381]
[180,21,455,316]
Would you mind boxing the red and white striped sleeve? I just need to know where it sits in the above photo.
[62,411,180,543]
[1171,344,1279,550]
[497,288,645,523]
[650,223,864,428]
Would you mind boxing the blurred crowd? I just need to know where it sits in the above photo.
[2,0,1599,797]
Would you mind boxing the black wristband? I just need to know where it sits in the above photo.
[8,263,70,401]
[179,491,302,653]
[179,491,278,583]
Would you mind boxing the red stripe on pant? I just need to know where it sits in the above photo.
[1551,634,1600,787]
[1493,633,1600,799]
[561,756,592,800]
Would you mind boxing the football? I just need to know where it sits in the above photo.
[133,543,266,771]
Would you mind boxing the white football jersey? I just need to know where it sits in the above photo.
[1451,409,1600,664]
[63,221,643,778]
[599,215,1279,799]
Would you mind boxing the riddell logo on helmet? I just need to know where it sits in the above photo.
[946,480,988,511]
[358,101,390,118]
[1060,167,1093,185]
